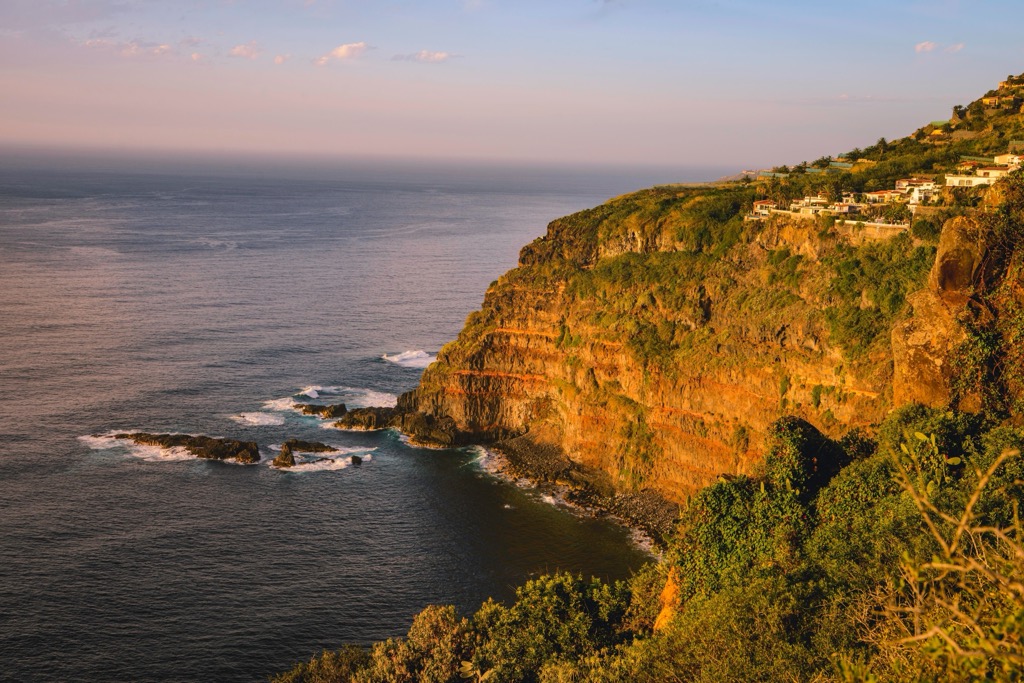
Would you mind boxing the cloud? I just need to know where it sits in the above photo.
[314,41,367,66]
[393,50,453,63]
[915,41,937,53]
[83,37,174,59]
[191,52,204,62]
[229,41,260,59]
[945,42,965,53]
[274,54,289,65]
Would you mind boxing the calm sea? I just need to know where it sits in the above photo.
[0,155,724,682]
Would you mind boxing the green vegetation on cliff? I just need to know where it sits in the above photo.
[275,409,1024,682]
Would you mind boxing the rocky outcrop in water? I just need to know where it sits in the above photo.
[295,403,348,419]
[332,407,400,431]
[272,439,339,468]
[272,443,296,468]
[114,433,261,464]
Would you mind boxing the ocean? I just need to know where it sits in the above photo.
[0,155,724,681]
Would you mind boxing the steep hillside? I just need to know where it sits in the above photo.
[394,73,1024,506]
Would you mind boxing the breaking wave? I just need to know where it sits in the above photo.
[79,433,194,462]
[382,350,436,369]
[230,412,286,427]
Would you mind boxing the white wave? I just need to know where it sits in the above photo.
[382,349,437,369]
[465,445,506,476]
[273,453,373,473]
[262,397,298,412]
[351,388,398,408]
[230,412,285,427]
[265,385,398,419]
[265,443,374,456]
[78,433,194,462]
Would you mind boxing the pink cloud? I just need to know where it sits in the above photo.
[914,41,937,53]
[945,42,965,53]
[229,41,260,60]
[394,50,453,63]
[314,41,367,66]
[83,38,174,59]
[274,54,289,65]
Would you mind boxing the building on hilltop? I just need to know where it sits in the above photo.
[946,174,997,188]
[994,153,1023,167]
[864,189,904,204]
[979,165,1013,179]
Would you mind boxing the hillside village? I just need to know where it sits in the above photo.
[745,73,1024,232]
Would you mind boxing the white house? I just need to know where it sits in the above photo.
[895,177,936,193]
[827,203,861,215]
[946,175,996,188]
[908,187,937,205]
[790,196,829,215]
[864,190,904,204]
[994,153,1022,168]
[752,200,777,216]
[978,165,1013,179]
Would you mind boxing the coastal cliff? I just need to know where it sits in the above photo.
[398,177,1024,506]
[401,192,907,502]
[278,73,1024,683]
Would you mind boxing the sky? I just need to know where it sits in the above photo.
[3,0,1024,169]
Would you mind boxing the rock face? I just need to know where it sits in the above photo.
[394,186,961,503]
[333,407,400,432]
[114,433,261,464]
[891,216,982,408]
[295,403,348,419]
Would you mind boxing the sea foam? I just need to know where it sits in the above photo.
[230,412,286,427]
[281,385,398,409]
[270,450,374,473]
[382,349,437,369]
[78,433,194,462]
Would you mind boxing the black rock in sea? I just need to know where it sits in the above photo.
[114,433,261,464]
[295,403,348,419]
[281,438,337,453]
[272,443,296,468]
[332,406,399,431]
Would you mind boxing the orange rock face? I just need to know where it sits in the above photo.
[403,188,992,503]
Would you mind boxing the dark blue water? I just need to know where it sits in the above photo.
[0,158,719,682]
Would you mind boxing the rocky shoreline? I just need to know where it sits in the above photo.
[327,404,679,548]
[489,435,680,548]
